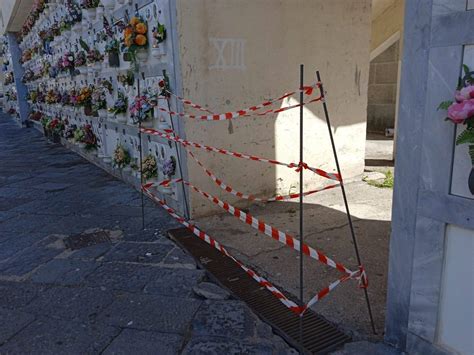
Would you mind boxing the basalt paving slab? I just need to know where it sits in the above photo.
[24,286,114,322]
[0,116,297,353]
[0,317,120,354]
[29,258,101,285]
[97,293,202,334]
[101,241,174,264]
[102,329,183,355]
[0,308,35,345]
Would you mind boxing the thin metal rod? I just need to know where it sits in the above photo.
[137,78,146,230]
[163,72,190,219]
[298,64,305,354]
[316,70,377,335]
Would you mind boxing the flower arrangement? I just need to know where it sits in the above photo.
[81,0,100,9]
[64,124,77,140]
[113,144,131,168]
[162,156,176,178]
[141,154,158,180]
[105,38,120,54]
[22,69,34,83]
[45,88,60,105]
[47,118,65,136]
[60,52,75,72]
[118,69,135,87]
[73,127,85,143]
[91,85,107,112]
[28,89,39,103]
[122,15,149,67]
[439,64,474,193]
[20,0,46,38]
[76,86,93,107]
[129,94,154,124]
[82,125,99,151]
[152,22,167,47]
[109,91,128,115]
[28,110,43,121]
[4,72,14,85]
[74,51,87,68]
[86,47,104,65]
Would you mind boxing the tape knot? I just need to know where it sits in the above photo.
[295,162,309,172]
[357,265,369,289]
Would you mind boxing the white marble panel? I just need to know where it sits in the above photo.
[437,224,474,355]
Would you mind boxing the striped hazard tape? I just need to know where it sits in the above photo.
[141,184,302,314]
[143,181,366,316]
[186,149,340,202]
[161,83,321,121]
[149,178,355,275]
[153,96,323,121]
[140,127,341,182]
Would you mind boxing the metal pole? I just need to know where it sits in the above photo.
[299,64,305,354]
[316,70,377,335]
[137,77,146,230]
[163,70,191,220]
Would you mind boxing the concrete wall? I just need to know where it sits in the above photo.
[0,0,35,35]
[370,0,404,52]
[176,0,372,217]
[367,41,400,133]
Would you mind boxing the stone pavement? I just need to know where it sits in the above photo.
[0,114,295,354]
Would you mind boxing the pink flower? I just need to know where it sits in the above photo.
[459,85,474,101]
[447,99,474,124]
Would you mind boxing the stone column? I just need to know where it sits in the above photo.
[6,32,29,125]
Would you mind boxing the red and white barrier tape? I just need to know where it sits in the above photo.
[149,178,355,275]
[142,183,365,316]
[154,96,323,121]
[163,83,321,121]
[187,149,340,202]
[140,127,341,182]
[141,184,301,314]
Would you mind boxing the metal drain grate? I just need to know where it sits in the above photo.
[64,230,112,250]
[168,227,350,354]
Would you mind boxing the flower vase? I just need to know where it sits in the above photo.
[469,145,474,195]
[123,165,132,173]
[84,105,93,116]
[107,111,115,119]
[108,52,120,68]
[136,48,149,63]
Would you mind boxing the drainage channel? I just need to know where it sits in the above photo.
[168,227,350,354]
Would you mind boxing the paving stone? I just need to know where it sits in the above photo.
[0,281,46,309]
[193,282,231,300]
[29,259,100,285]
[0,197,31,211]
[182,337,281,355]
[0,317,120,354]
[102,329,183,355]
[102,242,174,264]
[98,293,202,334]
[162,247,196,268]
[31,182,73,192]
[0,307,35,345]
[190,300,258,340]
[330,340,402,355]
[0,238,63,277]
[24,286,114,322]
[0,232,48,262]
[144,268,205,297]
[67,243,113,260]
[85,263,158,292]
